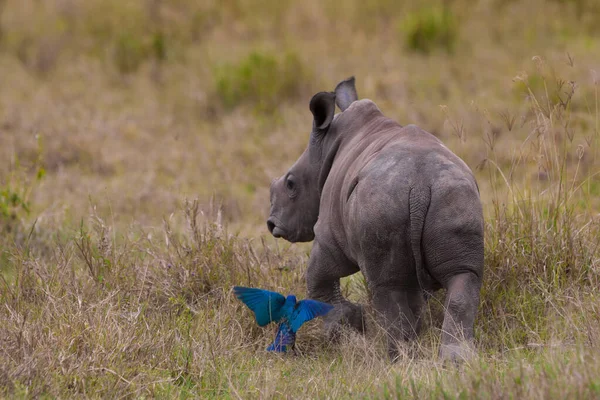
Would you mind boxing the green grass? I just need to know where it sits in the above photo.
[1,0,600,397]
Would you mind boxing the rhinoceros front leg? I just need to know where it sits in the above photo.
[306,242,365,335]
[439,271,481,362]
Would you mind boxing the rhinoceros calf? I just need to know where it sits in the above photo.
[267,77,484,361]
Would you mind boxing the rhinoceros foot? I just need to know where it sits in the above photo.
[324,302,366,341]
[439,341,476,364]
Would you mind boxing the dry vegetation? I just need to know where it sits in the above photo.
[1,0,600,398]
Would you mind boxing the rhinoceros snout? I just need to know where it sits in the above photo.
[267,217,285,238]
[267,217,285,239]
[267,218,276,234]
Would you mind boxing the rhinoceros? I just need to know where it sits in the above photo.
[267,77,484,361]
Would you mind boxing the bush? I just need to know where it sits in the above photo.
[550,0,600,18]
[113,32,148,74]
[399,6,458,55]
[111,30,168,75]
[0,187,29,230]
[349,0,404,33]
[0,173,42,237]
[214,50,309,113]
[0,0,5,44]
[0,143,45,235]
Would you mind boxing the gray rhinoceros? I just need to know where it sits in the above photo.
[267,77,484,361]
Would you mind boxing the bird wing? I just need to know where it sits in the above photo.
[233,286,286,326]
[290,299,334,332]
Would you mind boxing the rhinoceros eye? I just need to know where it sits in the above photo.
[286,175,296,193]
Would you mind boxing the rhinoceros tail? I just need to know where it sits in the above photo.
[409,186,434,298]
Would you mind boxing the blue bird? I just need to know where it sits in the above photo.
[233,286,334,352]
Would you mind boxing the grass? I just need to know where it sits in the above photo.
[1,0,600,398]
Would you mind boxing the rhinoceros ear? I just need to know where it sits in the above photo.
[309,91,336,131]
[334,76,358,112]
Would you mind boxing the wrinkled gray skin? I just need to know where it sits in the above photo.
[267,77,484,362]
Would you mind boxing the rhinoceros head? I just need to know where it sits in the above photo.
[267,77,358,243]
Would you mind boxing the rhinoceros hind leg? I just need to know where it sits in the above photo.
[439,271,481,363]
[371,287,424,361]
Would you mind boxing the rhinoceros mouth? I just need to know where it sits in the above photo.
[272,227,286,238]
[267,216,289,239]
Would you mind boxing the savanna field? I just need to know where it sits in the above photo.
[1,0,600,398]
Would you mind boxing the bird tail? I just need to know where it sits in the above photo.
[266,323,296,353]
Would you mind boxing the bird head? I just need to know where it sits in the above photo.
[286,295,297,304]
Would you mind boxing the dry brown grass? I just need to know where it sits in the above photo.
[1,0,600,397]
